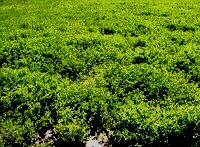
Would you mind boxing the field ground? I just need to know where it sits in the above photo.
[1,0,200,146]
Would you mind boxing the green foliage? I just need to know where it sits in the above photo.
[105,64,200,104]
[0,0,200,146]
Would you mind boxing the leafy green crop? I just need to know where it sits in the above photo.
[0,0,200,146]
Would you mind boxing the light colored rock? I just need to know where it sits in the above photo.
[85,136,104,147]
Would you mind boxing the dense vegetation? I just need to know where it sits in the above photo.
[1,0,200,146]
